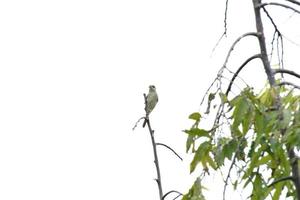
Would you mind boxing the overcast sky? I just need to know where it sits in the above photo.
[0,1,300,200]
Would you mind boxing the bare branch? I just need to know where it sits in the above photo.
[283,0,300,6]
[201,32,259,106]
[273,69,300,79]
[223,151,238,200]
[172,194,183,200]
[221,32,260,71]
[224,0,229,36]
[142,92,164,199]
[211,0,230,54]
[132,117,146,130]
[225,54,262,96]
[162,190,183,200]
[156,143,183,161]
[261,7,285,73]
[258,2,300,15]
[268,176,294,187]
[278,81,300,90]
[262,7,280,32]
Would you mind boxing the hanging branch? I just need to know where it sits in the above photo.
[156,143,183,161]
[162,190,183,200]
[225,54,262,95]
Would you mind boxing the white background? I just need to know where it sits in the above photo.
[0,0,299,199]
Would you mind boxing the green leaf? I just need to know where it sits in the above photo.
[219,92,228,104]
[182,177,206,200]
[190,141,212,173]
[184,128,211,138]
[254,110,265,135]
[279,109,292,129]
[189,112,201,121]
[186,134,194,153]
[223,139,237,160]
[256,155,271,167]
[206,154,217,170]
[242,104,254,134]
[232,96,250,130]
[273,182,283,200]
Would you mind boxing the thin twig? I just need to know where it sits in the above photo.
[172,194,183,200]
[210,0,230,54]
[156,143,183,161]
[268,176,294,187]
[132,117,146,130]
[225,54,262,96]
[162,190,183,200]
[223,151,238,200]
[273,69,300,79]
[258,2,300,15]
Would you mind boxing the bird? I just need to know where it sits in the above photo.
[143,85,158,127]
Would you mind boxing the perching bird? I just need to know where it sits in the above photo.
[143,85,158,127]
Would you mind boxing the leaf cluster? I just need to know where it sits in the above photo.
[183,86,300,199]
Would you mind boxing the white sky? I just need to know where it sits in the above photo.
[0,1,299,200]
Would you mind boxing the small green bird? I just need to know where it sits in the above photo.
[143,85,158,127]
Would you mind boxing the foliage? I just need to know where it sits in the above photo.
[183,86,300,199]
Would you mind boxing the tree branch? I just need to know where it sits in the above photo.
[132,117,146,130]
[278,81,300,90]
[258,2,300,15]
[162,190,183,200]
[221,32,260,72]
[223,151,238,200]
[225,54,262,96]
[156,143,183,161]
[143,94,163,199]
[253,1,300,198]
[283,0,300,7]
[267,176,294,187]
[273,69,300,79]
